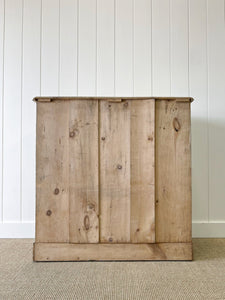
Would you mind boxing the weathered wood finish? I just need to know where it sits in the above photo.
[155,100,192,243]
[34,97,193,261]
[69,100,99,243]
[130,100,155,243]
[33,242,192,261]
[100,100,131,243]
[36,102,70,243]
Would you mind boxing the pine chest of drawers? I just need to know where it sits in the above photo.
[33,97,193,261]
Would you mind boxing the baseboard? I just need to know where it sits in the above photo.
[0,222,225,238]
[33,242,192,261]
[192,222,225,238]
[0,222,35,238]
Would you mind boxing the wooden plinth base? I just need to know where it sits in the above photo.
[33,242,192,261]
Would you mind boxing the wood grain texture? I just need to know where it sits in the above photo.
[33,242,192,261]
[36,102,70,242]
[130,100,155,243]
[100,100,130,243]
[33,97,193,102]
[155,100,192,243]
[69,100,99,243]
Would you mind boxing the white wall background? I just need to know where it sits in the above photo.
[0,0,225,238]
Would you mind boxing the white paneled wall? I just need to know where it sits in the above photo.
[0,0,225,237]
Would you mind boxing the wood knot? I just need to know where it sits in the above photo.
[46,210,52,216]
[123,102,128,108]
[84,215,90,231]
[88,203,95,210]
[148,136,153,141]
[69,131,75,138]
[54,188,59,195]
[136,228,140,232]
[101,136,105,141]
[173,118,181,132]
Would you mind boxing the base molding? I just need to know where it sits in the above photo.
[33,242,192,261]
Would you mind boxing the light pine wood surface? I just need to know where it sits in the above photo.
[35,97,192,261]
[155,100,192,243]
[69,100,99,243]
[130,100,155,243]
[33,242,192,261]
[36,102,70,243]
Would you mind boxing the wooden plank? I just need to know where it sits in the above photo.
[97,0,114,96]
[36,102,69,242]
[189,0,208,222]
[59,0,78,95]
[152,0,170,95]
[155,100,192,243]
[33,97,194,102]
[0,0,4,222]
[133,0,152,95]
[22,0,41,222]
[170,0,189,96]
[130,100,155,243]
[33,242,192,261]
[41,0,59,95]
[115,0,133,96]
[100,100,130,243]
[78,0,96,96]
[3,0,23,222]
[69,100,99,243]
[207,0,225,222]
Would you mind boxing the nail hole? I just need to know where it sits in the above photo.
[46,210,52,216]
[117,164,122,170]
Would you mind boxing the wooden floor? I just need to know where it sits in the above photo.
[1,239,225,299]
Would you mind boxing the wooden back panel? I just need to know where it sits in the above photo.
[36,99,155,244]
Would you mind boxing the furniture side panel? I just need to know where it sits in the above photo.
[155,100,192,242]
